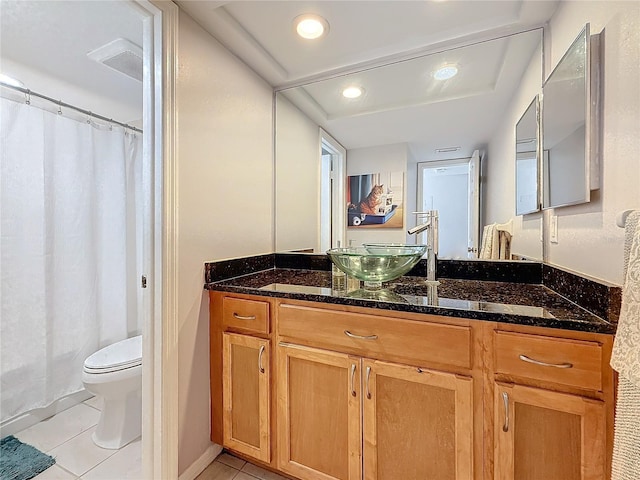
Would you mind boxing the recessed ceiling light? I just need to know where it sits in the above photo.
[0,73,25,88]
[433,65,458,81]
[294,14,329,40]
[342,86,363,99]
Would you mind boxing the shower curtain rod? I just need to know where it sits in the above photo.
[0,81,143,133]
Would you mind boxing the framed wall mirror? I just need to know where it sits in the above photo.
[275,28,544,260]
[542,24,600,209]
[515,96,540,215]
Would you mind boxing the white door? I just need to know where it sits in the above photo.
[467,150,480,259]
[417,152,480,259]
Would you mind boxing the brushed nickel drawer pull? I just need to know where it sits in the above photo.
[365,366,372,399]
[258,345,265,373]
[350,364,357,397]
[519,354,573,369]
[502,392,509,432]
[233,313,256,321]
[344,330,378,341]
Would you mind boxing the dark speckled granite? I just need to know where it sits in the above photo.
[204,252,620,330]
[205,268,615,335]
[438,259,542,283]
[204,254,274,283]
[275,252,332,271]
[542,264,622,323]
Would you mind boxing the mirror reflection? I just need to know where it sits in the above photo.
[515,96,540,215]
[275,29,544,260]
[542,25,591,208]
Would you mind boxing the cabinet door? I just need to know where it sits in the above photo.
[222,333,270,463]
[363,359,474,480]
[277,343,361,480]
[494,382,605,480]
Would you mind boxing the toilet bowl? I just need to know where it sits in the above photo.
[82,335,142,449]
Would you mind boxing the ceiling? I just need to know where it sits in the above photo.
[177,0,558,160]
[0,1,560,161]
[0,0,143,117]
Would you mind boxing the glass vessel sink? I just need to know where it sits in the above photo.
[326,244,427,290]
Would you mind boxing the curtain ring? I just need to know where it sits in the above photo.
[109,119,113,131]
[25,90,31,105]
[86,112,92,124]
[57,100,62,115]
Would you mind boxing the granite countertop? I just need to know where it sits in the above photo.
[205,268,616,335]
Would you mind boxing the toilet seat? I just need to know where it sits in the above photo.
[84,335,142,374]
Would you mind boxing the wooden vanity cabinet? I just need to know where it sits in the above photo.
[210,291,276,467]
[222,333,271,463]
[210,292,615,480]
[276,301,478,480]
[490,326,614,480]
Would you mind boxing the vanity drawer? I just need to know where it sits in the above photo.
[494,331,603,391]
[277,303,472,369]
[222,297,270,334]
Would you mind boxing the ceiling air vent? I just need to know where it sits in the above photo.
[87,38,143,82]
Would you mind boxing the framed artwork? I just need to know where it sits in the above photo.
[347,171,404,228]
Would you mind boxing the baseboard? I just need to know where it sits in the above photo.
[178,443,223,480]
[0,390,93,437]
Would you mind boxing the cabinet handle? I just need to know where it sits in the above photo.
[519,354,573,369]
[365,366,372,399]
[233,313,256,321]
[344,330,378,340]
[350,364,357,397]
[502,392,509,432]
[258,345,265,373]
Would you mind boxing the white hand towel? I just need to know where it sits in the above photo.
[610,210,640,480]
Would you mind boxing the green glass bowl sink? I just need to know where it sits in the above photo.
[326,244,427,290]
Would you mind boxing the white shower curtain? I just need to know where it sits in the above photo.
[0,97,142,422]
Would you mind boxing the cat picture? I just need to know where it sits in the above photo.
[359,184,384,214]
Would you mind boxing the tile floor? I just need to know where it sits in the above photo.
[196,453,289,480]
[13,397,142,479]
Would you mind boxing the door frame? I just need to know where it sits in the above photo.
[319,128,346,249]
[131,1,178,478]
[416,155,480,258]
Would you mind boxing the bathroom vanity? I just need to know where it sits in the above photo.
[205,260,618,480]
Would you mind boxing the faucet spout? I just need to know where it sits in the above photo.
[408,210,439,283]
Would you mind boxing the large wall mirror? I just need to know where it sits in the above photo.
[275,29,544,260]
[542,24,600,209]
[515,96,540,215]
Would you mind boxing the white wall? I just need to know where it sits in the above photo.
[485,41,543,260]
[542,1,640,284]
[176,11,273,474]
[346,143,408,246]
[275,94,320,252]
[0,57,141,124]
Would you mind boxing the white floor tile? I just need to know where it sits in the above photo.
[241,463,288,480]
[216,453,246,470]
[195,461,238,480]
[48,427,117,477]
[82,437,141,480]
[233,473,256,480]
[32,464,76,480]
[15,403,100,452]
[83,396,103,411]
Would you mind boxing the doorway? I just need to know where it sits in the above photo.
[319,129,346,251]
[417,150,480,259]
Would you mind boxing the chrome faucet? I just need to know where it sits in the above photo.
[408,210,439,284]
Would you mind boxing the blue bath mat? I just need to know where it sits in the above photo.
[0,435,55,480]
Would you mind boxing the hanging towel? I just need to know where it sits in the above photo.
[610,210,640,480]
[479,224,512,260]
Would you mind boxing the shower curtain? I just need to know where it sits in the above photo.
[0,97,143,422]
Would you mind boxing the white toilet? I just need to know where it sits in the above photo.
[82,335,142,449]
